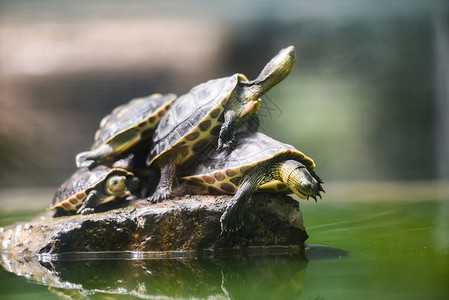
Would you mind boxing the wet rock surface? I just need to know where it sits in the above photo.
[0,194,308,256]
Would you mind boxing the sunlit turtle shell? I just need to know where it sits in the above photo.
[51,166,138,214]
[76,93,177,168]
[148,76,244,166]
[180,131,318,196]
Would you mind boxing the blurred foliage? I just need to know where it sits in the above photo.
[0,1,448,187]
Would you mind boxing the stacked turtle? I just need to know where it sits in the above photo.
[50,93,177,215]
[51,45,324,232]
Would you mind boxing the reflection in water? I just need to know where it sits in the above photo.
[0,247,343,299]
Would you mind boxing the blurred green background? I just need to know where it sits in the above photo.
[1,0,448,190]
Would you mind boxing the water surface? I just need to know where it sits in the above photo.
[1,198,448,299]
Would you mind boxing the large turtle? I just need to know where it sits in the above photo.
[76,93,177,169]
[50,166,139,215]
[178,132,324,232]
[147,46,297,202]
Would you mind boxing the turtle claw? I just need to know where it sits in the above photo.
[78,207,95,215]
[217,137,235,153]
[76,152,96,169]
[78,159,96,169]
[147,191,171,203]
[220,211,244,234]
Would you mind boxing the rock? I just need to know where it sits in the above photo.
[0,194,308,256]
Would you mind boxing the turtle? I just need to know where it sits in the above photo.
[76,93,177,169]
[146,46,297,202]
[50,166,139,215]
[177,131,324,232]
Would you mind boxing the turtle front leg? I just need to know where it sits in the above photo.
[220,165,267,233]
[217,110,237,151]
[147,155,176,203]
[75,151,97,169]
[76,144,115,169]
[77,190,99,215]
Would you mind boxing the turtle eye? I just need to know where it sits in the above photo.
[106,175,127,195]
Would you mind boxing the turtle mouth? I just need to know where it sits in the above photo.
[240,100,261,118]
[291,183,323,200]
[291,187,309,199]
[294,185,324,202]
[111,185,126,194]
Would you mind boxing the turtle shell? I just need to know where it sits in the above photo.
[180,132,315,195]
[147,74,247,166]
[92,93,177,154]
[51,166,135,211]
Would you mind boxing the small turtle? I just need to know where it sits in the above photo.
[147,46,297,201]
[76,93,177,169]
[50,166,139,215]
[179,132,324,232]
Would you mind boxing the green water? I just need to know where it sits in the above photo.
[1,200,448,299]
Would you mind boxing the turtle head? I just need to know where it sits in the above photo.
[225,46,297,129]
[105,174,139,197]
[105,175,128,196]
[279,160,324,201]
[243,45,297,100]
